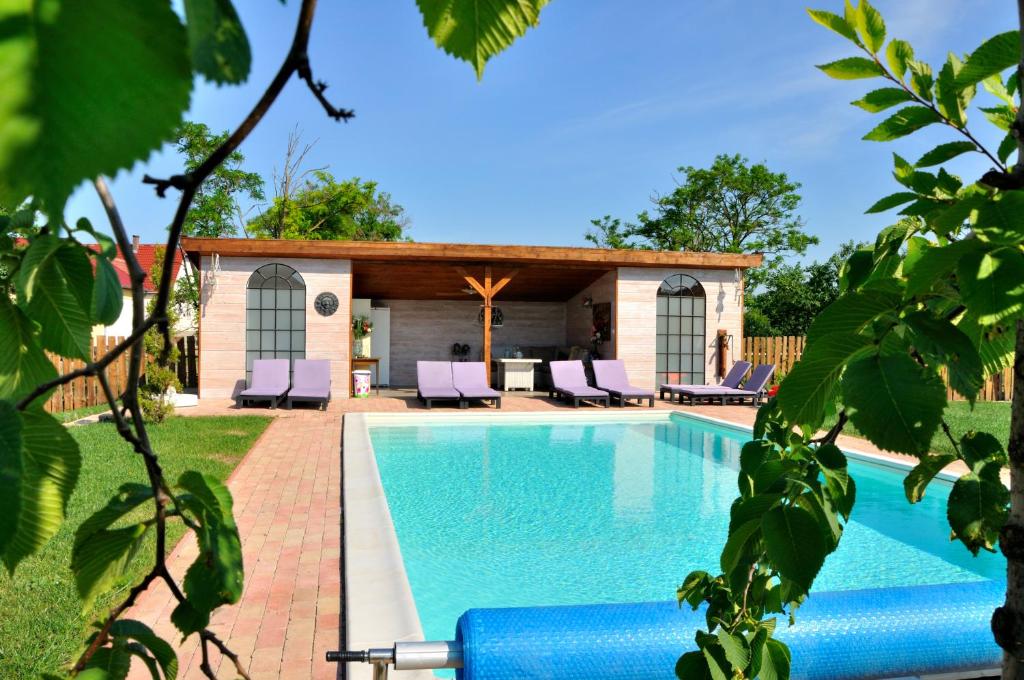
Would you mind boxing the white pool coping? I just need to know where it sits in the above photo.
[342,409,973,680]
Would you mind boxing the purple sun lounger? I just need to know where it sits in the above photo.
[592,359,654,407]
[659,360,751,401]
[676,363,776,406]
[452,362,502,408]
[237,359,290,409]
[286,359,331,410]
[549,360,609,408]
[417,361,465,409]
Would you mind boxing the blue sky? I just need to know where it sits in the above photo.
[67,0,1013,263]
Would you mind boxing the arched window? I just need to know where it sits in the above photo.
[656,274,706,386]
[245,264,306,382]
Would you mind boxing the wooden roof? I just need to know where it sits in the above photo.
[182,238,762,302]
[181,238,763,269]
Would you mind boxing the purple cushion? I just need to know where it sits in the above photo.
[558,385,609,398]
[288,387,329,399]
[293,359,330,391]
[452,362,501,399]
[593,360,653,397]
[247,359,290,394]
[417,361,461,398]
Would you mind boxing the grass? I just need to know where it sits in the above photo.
[55,402,117,423]
[0,415,271,680]
[843,400,1011,457]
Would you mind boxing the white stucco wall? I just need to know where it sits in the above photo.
[198,255,352,399]
[615,267,744,390]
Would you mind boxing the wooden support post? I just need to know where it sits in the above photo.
[483,266,492,384]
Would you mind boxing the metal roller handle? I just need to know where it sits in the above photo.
[327,641,464,679]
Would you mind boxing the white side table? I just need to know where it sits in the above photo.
[495,358,542,391]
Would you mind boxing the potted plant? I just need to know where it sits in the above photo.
[352,315,373,358]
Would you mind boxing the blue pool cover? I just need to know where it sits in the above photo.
[455,580,1003,680]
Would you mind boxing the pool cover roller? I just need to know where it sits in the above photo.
[454,580,1003,680]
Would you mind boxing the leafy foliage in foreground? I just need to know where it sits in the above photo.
[0,0,549,677]
[679,2,1022,678]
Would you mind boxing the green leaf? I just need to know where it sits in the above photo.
[757,639,791,680]
[16,237,94,360]
[778,333,873,428]
[3,408,81,573]
[0,0,192,213]
[72,484,153,606]
[904,238,983,297]
[956,31,1020,89]
[975,191,1024,246]
[171,471,243,635]
[981,105,1015,131]
[0,296,58,403]
[0,401,24,557]
[416,0,549,79]
[908,61,934,101]
[183,0,250,85]
[807,9,860,44]
[886,39,914,78]
[720,519,761,575]
[761,505,828,593]
[961,431,1006,468]
[904,454,956,503]
[816,56,884,80]
[730,494,784,533]
[676,651,712,680]
[904,311,984,402]
[91,255,124,326]
[796,489,843,550]
[863,106,941,141]
[998,133,1017,165]
[716,629,750,671]
[109,620,178,680]
[948,469,1009,554]
[935,58,964,126]
[865,191,919,213]
[841,343,946,455]
[739,440,773,476]
[852,87,914,113]
[855,0,885,52]
[915,141,977,168]
[958,309,1017,377]
[814,443,848,493]
[983,73,1016,107]
[807,285,902,343]
[80,641,131,680]
[958,247,1024,324]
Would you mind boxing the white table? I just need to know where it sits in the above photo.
[494,358,542,391]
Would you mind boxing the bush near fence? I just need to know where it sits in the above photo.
[44,335,198,413]
[742,335,1013,402]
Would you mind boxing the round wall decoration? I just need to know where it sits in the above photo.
[314,292,339,316]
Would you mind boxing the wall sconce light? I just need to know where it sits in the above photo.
[582,296,593,308]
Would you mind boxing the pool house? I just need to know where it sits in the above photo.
[181,238,762,400]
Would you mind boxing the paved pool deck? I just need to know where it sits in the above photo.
[124,391,970,679]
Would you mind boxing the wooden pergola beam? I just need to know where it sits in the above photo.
[453,265,519,385]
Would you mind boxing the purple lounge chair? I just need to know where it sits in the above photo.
[287,359,331,410]
[452,362,502,408]
[237,359,290,409]
[592,360,654,407]
[549,360,609,408]
[417,361,464,409]
[675,363,776,406]
[659,360,752,401]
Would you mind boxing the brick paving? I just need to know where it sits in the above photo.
[126,390,962,679]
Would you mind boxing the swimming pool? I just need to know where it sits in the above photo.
[367,412,1004,647]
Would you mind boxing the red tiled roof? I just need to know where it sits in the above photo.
[14,237,183,293]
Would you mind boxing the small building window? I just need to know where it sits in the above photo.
[656,274,706,387]
[245,264,306,382]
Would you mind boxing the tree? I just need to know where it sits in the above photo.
[249,129,409,241]
[0,1,547,677]
[679,4,1024,679]
[175,121,265,238]
[745,241,862,336]
[586,154,819,284]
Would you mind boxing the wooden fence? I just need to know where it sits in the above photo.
[742,335,1013,402]
[43,335,199,413]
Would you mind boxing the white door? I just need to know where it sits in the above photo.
[370,307,391,386]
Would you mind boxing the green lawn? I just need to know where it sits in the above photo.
[844,400,1011,457]
[54,402,117,423]
[0,415,271,680]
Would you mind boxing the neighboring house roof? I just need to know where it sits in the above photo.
[13,236,184,293]
[111,244,184,293]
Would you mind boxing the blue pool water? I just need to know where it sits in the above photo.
[369,415,1004,644]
